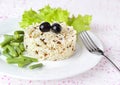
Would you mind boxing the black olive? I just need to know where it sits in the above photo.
[51,23,62,33]
[39,22,51,32]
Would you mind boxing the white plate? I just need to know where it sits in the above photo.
[0,18,103,80]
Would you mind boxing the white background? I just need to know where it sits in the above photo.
[0,0,120,85]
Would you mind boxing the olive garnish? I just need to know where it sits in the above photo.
[39,22,51,32]
[39,22,62,33]
[51,23,61,33]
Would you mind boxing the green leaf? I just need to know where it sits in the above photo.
[19,9,41,28]
[19,5,92,33]
[71,15,92,33]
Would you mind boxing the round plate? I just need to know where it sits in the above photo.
[0,18,103,80]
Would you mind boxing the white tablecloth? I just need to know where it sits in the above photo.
[0,0,120,85]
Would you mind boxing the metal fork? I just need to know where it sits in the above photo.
[80,31,120,72]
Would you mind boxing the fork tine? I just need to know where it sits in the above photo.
[82,32,96,50]
[82,31,98,51]
[80,31,99,52]
[85,31,99,49]
[80,32,92,52]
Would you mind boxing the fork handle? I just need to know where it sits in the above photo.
[102,54,120,72]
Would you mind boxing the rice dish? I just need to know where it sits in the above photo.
[24,22,77,61]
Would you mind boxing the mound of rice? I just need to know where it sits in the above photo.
[24,22,77,61]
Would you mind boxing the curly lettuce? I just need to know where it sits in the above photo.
[19,5,92,33]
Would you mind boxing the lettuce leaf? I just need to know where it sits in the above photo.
[19,9,41,28]
[19,5,92,33]
[71,15,92,33]
[20,5,69,28]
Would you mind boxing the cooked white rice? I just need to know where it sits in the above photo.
[24,22,77,61]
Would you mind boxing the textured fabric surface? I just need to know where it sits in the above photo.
[0,0,120,85]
